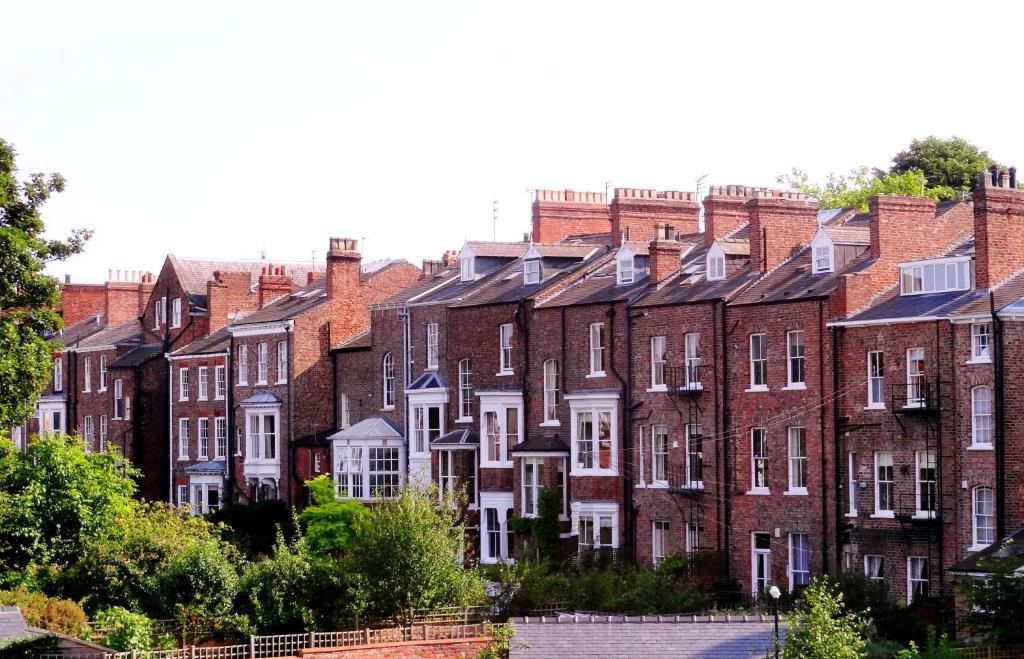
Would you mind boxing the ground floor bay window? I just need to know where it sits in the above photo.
[329,417,406,501]
[572,501,619,555]
[437,447,478,507]
[188,473,224,515]
[566,393,619,476]
[480,491,514,564]
[241,394,283,487]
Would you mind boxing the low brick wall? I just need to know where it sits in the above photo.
[299,637,489,658]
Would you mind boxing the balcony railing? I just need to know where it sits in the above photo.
[890,380,949,415]
[667,363,706,396]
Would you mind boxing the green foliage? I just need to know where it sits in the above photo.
[210,500,297,559]
[348,487,485,622]
[781,577,868,659]
[506,488,561,564]
[894,626,963,659]
[297,476,369,556]
[778,167,942,211]
[0,587,87,636]
[476,622,514,659]
[155,536,240,628]
[0,138,91,428]
[93,607,174,652]
[0,436,137,577]
[959,542,1024,647]
[890,136,1001,194]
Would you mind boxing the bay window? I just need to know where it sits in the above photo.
[568,393,617,475]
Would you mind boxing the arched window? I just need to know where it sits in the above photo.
[973,486,994,547]
[543,359,559,423]
[972,386,993,446]
[458,358,473,420]
[382,353,395,409]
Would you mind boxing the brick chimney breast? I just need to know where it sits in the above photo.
[326,237,362,300]
[703,185,762,247]
[611,188,699,248]
[746,190,818,272]
[532,189,611,244]
[973,166,1024,289]
[648,235,684,283]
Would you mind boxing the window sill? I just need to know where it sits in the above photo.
[481,461,513,469]
[966,358,992,365]
[783,488,808,496]
[646,386,668,393]
[645,482,670,489]
[864,404,886,411]
[745,488,770,496]
[586,372,607,379]
[844,512,858,518]
[745,386,769,393]
[495,370,514,377]
[255,380,268,386]
[214,396,225,401]
[870,511,895,519]
[275,380,287,385]
[197,397,208,402]
[570,469,618,478]
[967,444,994,451]
[782,383,807,391]
[98,388,107,393]
[179,398,189,403]
[381,406,395,412]
[178,456,189,462]
[538,420,560,428]
[238,381,248,387]
[679,383,703,392]
[912,512,937,520]
[968,543,991,552]
[455,416,474,424]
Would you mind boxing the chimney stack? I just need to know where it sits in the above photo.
[326,237,361,300]
[531,189,611,244]
[611,189,700,247]
[207,270,257,332]
[258,264,295,308]
[648,223,683,283]
[974,167,1024,289]
[422,259,443,276]
[747,190,818,273]
[703,185,759,247]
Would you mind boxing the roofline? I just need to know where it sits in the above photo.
[828,315,944,328]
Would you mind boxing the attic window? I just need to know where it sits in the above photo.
[812,245,833,274]
[460,257,475,282]
[900,257,972,296]
[617,256,635,285]
[707,254,725,281]
[524,259,541,285]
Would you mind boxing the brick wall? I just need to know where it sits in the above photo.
[60,284,106,326]
[610,189,700,246]
[531,189,610,243]
[746,191,818,273]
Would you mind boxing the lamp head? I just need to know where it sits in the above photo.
[768,585,781,600]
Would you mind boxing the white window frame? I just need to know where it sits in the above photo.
[524,259,541,285]
[99,354,107,391]
[499,324,514,375]
[190,478,222,515]
[867,350,885,408]
[572,501,619,551]
[83,357,92,393]
[907,556,929,604]
[970,323,992,363]
[748,333,768,391]
[650,336,667,391]
[847,452,857,517]
[971,385,993,448]
[245,410,280,462]
[785,330,806,389]
[972,486,995,549]
[179,367,189,401]
[617,255,635,285]
[706,242,725,281]
[214,416,227,459]
[426,323,439,370]
[197,366,209,400]
[171,297,182,328]
[684,332,702,389]
[53,357,63,392]
[914,450,936,519]
[382,352,395,409]
[906,347,925,408]
[480,492,515,564]
[215,365,226,400]
[864,555,883,582]
[752,532,771,596]
[237,345,248,385]
[874,451,894,517]
[650,424,668,486]
[177,485,189,508]
[479,394,523,468]
[276,341,288,383]
[83,415,94,448]
[567,393,618,476]
[457,359,473,421]
[256,342,268,384]
[788,533,810,590]
[460,257,475,282]
[522,457,544,517]
[749,427,769,494]
[411,403,444,455]
[198,417,210,459]
[812,244,833,274]
[786,426,808,495]
[340,393,352,428]
[899,257,971,295]
[178,418,190,460]
[113,378,124,419]
[98,415,107,452]
[333,441,405,501]
[686,423,703,489]
[686,520,701,553]
[541,359,559,425]
[653,520,669,565]
[588,323,606,376]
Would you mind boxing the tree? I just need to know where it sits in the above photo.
[92,607,174,651]
[155,536,241,636]
[0,138,90,428]
[348,487,485,622]
[782,577,869,659]
[890,135,1001,195]
[778,167,939,211]
[959,544,1024,647]
[297,475,369,556]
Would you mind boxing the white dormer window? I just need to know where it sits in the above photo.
[524,259,541,285]
[460,257,474,282]
[810,228,834,274]
[618,256,634,284]
[706,242,725,281]
[899,257,972,296]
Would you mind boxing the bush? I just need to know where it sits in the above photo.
[832,570,927,646]
[92,607,174,651]
[297,476,369,556]
[155,536,240,629]
[0,635,60,659]
[0,587,87,636]
[211,500,297,559]
[782,577,868,659]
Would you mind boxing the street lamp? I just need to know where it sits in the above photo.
[768,585,781,659]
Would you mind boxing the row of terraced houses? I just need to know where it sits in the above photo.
[10,169,1024,611]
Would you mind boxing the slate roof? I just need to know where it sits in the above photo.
[170,326,231,357]
[818,207,858,226]
[184,460,225,474]
[531,244,600,258]
[841,289,979,323]
[464,241,529,258]
[232,283,327,325]
[536,254,648,308]
[76,319,144,350]
[334,329,371,351]
[718,238,750,256]
[241,392,283,406]
[51,314,107,344]
[374,270,461,308]
[328,416,403,440]
[0,606,31,643]
[635,243,758,308]
[168,255,324,309]
[452,247,605,308]
[949,527,1024,574]
[431,428,479,448]
[509,435,570,453]
[109,344,163,369]
[510,615,782,658]
[822,225,870,245]
[731,245,874,306]
[409,372,449,390]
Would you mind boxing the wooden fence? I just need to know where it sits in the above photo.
[957,647,1024,659]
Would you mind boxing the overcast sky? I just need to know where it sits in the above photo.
[4,1,1023,283]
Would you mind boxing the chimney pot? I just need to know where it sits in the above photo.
[1010,166,1017,189]
[64,274,70,284]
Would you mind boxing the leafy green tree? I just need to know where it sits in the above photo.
[781,577,869,659]
[298,475,369,555]
[778,167,940,211]
[0,436,136,576]
[959,545,1024,647]
[349,487,485,622]
[93,607,174,651]
[0,138,90,428]
[890,135,1001,195]
[155,536,241,633]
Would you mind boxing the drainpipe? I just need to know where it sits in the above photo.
[711,300,722,556]
[514,300,530,430]
[831,325,843,568]
[286,324,295,506]
[720,300,731,576]
[227,334,237,504]
[991,293,1006,540]
[818,299,828,574]
[168,357,174,503]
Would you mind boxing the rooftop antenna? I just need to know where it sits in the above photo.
[492,200,499,241]
[604,180,613,199]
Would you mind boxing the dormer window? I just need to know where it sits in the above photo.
[813,245,833,273]
[899,257,972,296]
[524,259,541,285]
[706,242,725,281]
[617,256,634,285]
[460,257,475,282]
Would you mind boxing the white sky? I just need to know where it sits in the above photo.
[3,1,1023,283]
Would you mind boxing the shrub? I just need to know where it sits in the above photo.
[156,537,240,628]
[0,587,87,636]
[211,500,297,559]
[782,577,868,659]
[92,607,174,651]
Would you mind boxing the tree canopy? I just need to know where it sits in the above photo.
[889,135,1001,195]
[0,138,90,428]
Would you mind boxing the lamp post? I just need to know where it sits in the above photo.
[769,585,781,659]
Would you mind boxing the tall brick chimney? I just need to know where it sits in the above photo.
[611,189,700,247]
[326,238,362,300]
[648,223,683,283]
[747,191,818,273]
[258,264,295,308]
[974,167,1024,289]
[207,271,256,333]
[531,189,610,244]
[704,185,758,247]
